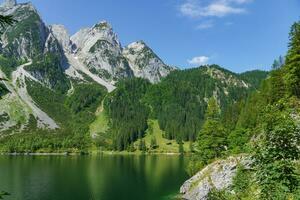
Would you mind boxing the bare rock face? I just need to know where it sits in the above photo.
[180,156,250,200]
[49,24,72,53]
[70,21,133,82]
[123,41,175,83]
[1,0,16,9]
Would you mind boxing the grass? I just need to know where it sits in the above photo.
[133,120,191,154]
[89,109,193,154]
[89,105,109,136]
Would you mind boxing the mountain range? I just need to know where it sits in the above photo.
[0,0,268,152]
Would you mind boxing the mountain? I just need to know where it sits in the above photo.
[0,0,268,153]
[123,41,175,83]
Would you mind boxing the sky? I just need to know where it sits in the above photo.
[13,0,300,72]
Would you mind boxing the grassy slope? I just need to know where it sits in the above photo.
[90,106,191,153]
[134,120,191,153]
[89,105,109,136]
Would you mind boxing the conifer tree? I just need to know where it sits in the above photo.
[197,98,227,165]
[284,21,300,97]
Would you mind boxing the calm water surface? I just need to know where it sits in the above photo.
[0,155,189,200]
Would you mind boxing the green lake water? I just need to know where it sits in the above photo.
[0,155,189,200]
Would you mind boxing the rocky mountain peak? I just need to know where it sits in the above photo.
[71,20,121,54]
[126,40,147,52]
[123,41,175,83]
[93,20,112,30]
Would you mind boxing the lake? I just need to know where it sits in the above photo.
[0,155,189,200]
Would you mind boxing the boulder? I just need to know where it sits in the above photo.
[180,156,250,200]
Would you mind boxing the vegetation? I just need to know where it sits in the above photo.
[0,191,10,199]
[25,53,70,93]
[253,106,300,199]
[196,98,227,167]
[101,65,265,151]
[0,55,25,78]
[0,80,107,153]
[146,66,256,142]
[0,83,8,98]
[203,19,300,200]
[0,14,16,35]
[104,78,150,151]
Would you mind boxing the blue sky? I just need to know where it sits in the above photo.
[15,0,300,72]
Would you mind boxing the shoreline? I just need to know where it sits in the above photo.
[0,151,190,156]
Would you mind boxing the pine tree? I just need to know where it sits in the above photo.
[272,56,285,70]
[284,21,300,97]
[197,98,227,164]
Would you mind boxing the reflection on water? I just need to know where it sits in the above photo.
[0,155,188,200]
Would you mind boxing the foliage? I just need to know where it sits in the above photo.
[0,83,8,98]
[231,165,253,199]
[239,70,269,89]
[150,136,158,149]
[0,191,10,199]
[207,189,230,200]
[0,15,15,31]
[272,55,285,70]
[139,139,147,152]
[104,78,150,150]
[0,55,24,78]
[65,83,105,114]
[0,80,107,153]
[227,128,251,154]
[25,53,70,93]
[197,98,227,165]
[253,106,300,199]
[0,132,91,153]
[284,20,300,97]
[145,65,257,142]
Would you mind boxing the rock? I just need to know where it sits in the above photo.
[180,156,251,200]
[123,41,176,83]
[70,21,133,82]
[1,0,17,9]
[49,24,72,53]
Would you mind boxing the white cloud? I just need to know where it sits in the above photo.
[188,56,210,65]
[196,20,214,30]
[179,0,252,18]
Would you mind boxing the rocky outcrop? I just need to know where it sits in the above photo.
[123,41,175,83]
[180,156,250,200]
[49,24,72,53]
